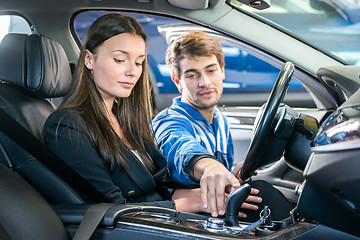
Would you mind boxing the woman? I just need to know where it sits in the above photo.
[44,14,206,213]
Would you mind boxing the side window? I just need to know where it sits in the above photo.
[0,15,32,42]
[73,11,313,111]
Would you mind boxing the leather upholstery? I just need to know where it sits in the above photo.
[0,164,69,240]
[0,33,71,98]
[0,33,84,204]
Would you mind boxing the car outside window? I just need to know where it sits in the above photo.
[235,0,360,66]
[0,15,31,42]
[73,11,312,112]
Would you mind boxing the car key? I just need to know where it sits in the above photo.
[242,206,271,232]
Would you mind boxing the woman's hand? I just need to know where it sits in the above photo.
[172,187,262,218]
[237,187,262,218]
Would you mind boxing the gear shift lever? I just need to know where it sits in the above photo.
[224,183,251,227]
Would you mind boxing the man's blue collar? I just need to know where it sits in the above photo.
[172,96,219,122]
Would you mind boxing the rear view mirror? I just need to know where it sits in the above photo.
[228,0,271,10]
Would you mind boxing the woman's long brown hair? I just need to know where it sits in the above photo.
[58,14,155,173]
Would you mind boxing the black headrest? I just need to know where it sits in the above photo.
[0,33,71,98]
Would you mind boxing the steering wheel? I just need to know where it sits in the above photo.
[240,62,295,181]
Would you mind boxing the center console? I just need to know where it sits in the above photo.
[53,180,360,239]
[53,184,316,239]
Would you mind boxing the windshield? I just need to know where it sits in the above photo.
[231,0,360,65]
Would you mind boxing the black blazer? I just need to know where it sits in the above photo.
[44,109,175,209]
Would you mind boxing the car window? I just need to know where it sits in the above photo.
[233,0,360,66]
[73,11,314,111]
[0,15,31,42]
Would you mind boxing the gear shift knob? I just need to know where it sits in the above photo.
[224,183,251,227]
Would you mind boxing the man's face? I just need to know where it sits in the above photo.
[173,54,224,111]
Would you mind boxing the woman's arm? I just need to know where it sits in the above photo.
[172,187,261,218]
[172,188,211,214]
[45,111,177,209]
[174,196,210,214]
[171,188,201,200]
[44,111,126,203]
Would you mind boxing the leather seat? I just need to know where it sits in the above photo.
[0,163,69,240]
[0,33,84,204]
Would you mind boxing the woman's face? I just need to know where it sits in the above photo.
[84,32,146,103]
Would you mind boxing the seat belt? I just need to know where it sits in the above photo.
[73,203,116,240]
[0,107,111,203]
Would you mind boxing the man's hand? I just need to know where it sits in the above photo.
[194,159,262,218]
[231,162,258,183]
[194,158,240,217]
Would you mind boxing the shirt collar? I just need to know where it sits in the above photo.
[172,96,219,122]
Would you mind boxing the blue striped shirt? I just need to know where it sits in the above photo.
[152,96,234,185]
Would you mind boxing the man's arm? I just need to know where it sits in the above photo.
[153,112,213,184]
[153,110,261,217]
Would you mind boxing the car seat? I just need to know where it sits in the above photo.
[0,33,84,204]
[0,163,69,240]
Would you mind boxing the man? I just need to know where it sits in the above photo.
[152,31,293,220]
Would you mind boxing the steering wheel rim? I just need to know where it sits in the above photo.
[240,62,295,181]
